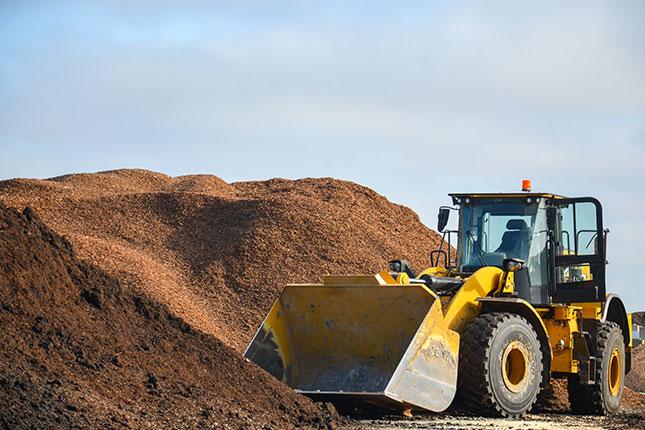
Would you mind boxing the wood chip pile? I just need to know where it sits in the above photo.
[0,169,442,352]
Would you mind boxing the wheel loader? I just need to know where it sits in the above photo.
[244,181,632,417]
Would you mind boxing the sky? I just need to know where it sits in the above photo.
[1,1,644,311]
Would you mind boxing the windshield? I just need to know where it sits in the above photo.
[457,198,548,288]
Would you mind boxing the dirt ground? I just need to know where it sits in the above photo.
[355,412,644,430]
[349,377,645,430]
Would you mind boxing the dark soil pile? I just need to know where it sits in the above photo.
[0,170,443,351]
[0,205,340,429]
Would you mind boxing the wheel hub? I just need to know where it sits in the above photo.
[501,340,529,393]
[608,348,622,397]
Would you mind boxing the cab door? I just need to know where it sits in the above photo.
[547,197,606,303]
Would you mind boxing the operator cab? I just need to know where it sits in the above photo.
[434,186,607,306]
[455,195,547,274]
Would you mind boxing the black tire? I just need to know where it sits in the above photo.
[568,322,625,415]
[458,312,543,417]
[533,336,554,413]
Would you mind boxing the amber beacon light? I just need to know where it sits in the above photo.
[521,179,532,192]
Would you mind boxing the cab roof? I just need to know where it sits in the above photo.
[449,192,566,203]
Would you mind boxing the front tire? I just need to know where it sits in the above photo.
[568,322,625,415]
[458,312,543,417]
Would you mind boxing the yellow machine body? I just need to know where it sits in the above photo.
[245,268,507,411]
[245,191,632,414]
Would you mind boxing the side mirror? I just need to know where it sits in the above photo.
[546,206,557,231]
[437,207,450,233]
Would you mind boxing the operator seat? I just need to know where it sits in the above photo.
[495,219,530,259]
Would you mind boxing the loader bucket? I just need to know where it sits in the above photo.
[244,276,459,412]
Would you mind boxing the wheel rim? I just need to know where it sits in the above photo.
[501,341,529,393]
[608,348,622,397]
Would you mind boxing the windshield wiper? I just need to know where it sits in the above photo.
[467,230,487,267]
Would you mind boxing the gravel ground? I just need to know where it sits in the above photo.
[353,412,644,430]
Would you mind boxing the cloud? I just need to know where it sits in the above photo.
[1,0,644,309]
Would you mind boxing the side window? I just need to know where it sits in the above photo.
[551,197,605,303]
[556,201,600,284]
[575,202,599,256]
[558,202,599,256]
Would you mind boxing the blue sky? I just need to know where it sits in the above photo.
[1,1,644,310]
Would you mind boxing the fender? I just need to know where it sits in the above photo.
[601,294,632,372]
[476,297,552,390]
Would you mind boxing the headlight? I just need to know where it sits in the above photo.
[503,258,525,272]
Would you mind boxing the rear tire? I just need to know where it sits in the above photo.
[568,322,624,415]
[458,313,543,417]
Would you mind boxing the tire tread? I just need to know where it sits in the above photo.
[458,312,542,417]
[568,322,623,415]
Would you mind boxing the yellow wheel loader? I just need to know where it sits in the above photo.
[245,182,632,417]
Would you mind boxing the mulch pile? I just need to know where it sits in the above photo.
[629,312,645,393]
[626,344,645,393]
[538,378,645,413]
[533,342,645,412]
[0,204,340,429]
[0,169,442,352]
